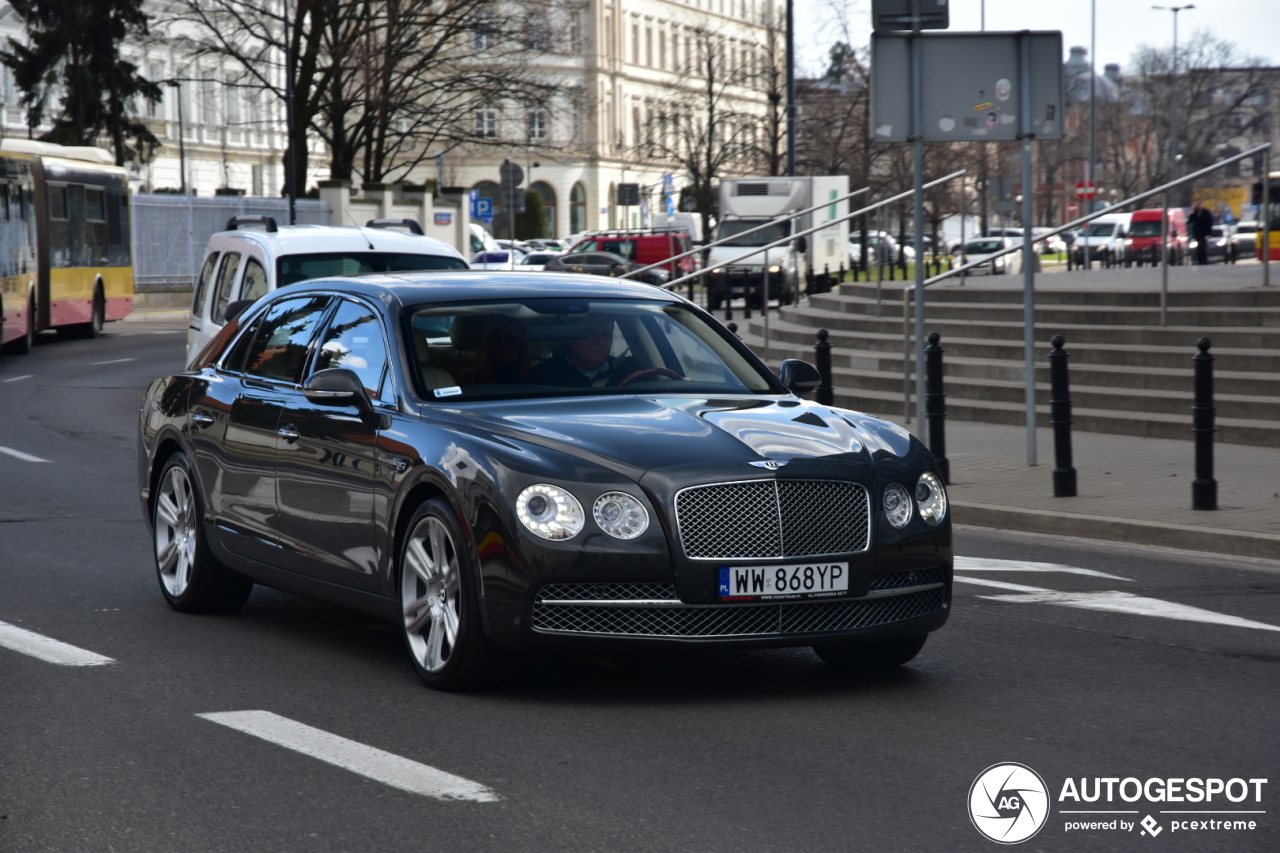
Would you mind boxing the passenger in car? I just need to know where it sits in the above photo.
[460,315,530,385]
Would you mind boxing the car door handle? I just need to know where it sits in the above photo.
[277,426,300,444]
[192,412,215,428]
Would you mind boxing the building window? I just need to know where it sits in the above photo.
[659,30,666,70]
[571,91,586,142]
[527,12,547,51]
[225,79,241,126]
[528,103,548,140]
[475,12,494,51]
[570,182,587,233]
[475,108,498,138]
[632,22,640,65]
[646,26,653,67]
[632,105,642,146]
[567,11,582,54]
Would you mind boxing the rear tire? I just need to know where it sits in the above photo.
[398,499,491,691]
[1,293,35,355]
[61,286,105,340]
[152,452,253,613]
[813,634,928,669]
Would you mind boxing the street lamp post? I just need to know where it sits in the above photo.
[1152,5,1195,187]
[164,79,187,195]
[785,0,796,176]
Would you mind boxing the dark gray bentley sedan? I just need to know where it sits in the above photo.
[138,272,951,689]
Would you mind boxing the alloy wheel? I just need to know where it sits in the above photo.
[401,516,462,672]
[154,464,197,597]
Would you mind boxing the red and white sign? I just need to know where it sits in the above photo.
[1075,181,1098,200]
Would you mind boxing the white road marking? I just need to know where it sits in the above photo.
[955,576,1280,633]
[0,620,115,666]
[197,711,499,802]
[2,374,33,383]
[90,357,136,365]
[956,556,1132,582]
[0,446,49,463]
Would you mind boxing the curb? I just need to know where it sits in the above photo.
[954,500,1280,561]
[122,311,189,323]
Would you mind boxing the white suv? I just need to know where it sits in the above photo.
[186,217,467,365]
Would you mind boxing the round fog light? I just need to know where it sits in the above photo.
[883,483,913,528]
[915,472,947,526]
[593,492,649,540]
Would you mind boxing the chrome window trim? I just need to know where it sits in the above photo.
[673,478,872,562]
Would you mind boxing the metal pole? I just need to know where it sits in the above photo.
[1263,147,1271,286]
[785,0,796,177]
[902,288,911,423]
[1160,190,1170,326]
[814,329,833,406]
[175,84,186,195]
[283,0,297,225]
[1049,335,1077,497]
[1191,337,1217,510]
[1170,9,1181,192]
[1019,32,1037,466]
[1089,0,1097,223]
[924,332,949,483]
[911,30,926,431]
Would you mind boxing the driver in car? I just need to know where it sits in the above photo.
[524,313,632,387]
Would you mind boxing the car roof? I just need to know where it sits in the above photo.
[266,270,678,307]
[213,224,464,260]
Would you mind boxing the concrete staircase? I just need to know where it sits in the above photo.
[738,282,1280,447]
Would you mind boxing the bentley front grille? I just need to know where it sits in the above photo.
[531,576,945,638]
[674,480,870,560]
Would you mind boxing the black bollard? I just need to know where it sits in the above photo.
[924,332,950,483]
[1048,335,1078,497]
[687,273,694,305]
[743,275,752,320]
[1192,337,1217,510]
[727,321,738,338]
[724,282,733,322]
[814,328,834,406]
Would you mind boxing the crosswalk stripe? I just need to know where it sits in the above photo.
[0,446,50,463]
[956,556,1132,581]
[0,620,115,666]
[197,711,499,802]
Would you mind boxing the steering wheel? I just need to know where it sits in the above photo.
[618,367,685,387]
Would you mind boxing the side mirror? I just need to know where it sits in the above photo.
[224,299,254,323]
[778,359,822,397]
[303,368,379,424]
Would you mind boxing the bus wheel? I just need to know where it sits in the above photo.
[64,286,105,340]
[1,293,35,355]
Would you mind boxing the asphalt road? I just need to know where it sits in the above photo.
[2,321,1277,853]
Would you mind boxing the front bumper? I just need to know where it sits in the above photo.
[507,567,950,649]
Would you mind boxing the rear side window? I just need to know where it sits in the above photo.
[212,252,242,322]
[240,257,269,302]
[191,253,220,319]
[242,295,331,384]
[312,299,391,400]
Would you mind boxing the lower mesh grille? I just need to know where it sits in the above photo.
[531,581,946,638]
[869,567,946,591]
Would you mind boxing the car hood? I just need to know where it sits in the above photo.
[429,395,914,479]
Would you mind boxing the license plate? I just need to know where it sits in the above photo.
[718,562,849,601]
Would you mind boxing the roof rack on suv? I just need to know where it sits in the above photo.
[225,215,278,233]
[366,218,424,235]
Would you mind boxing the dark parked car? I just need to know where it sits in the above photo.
[139,273,952,690]
[544,251,668,285]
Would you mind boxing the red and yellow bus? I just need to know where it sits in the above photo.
[1252,172,1280,262]
[0,140,133,354]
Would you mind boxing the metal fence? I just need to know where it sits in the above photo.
[132,194,332,291]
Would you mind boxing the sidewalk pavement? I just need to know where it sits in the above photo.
[889,415,1280,561]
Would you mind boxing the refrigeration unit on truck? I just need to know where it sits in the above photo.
[705,176,849,310]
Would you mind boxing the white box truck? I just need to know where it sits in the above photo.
[706,175,849,309]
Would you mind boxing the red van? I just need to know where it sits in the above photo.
[567,230,698,278]
[1127,208,1188,265]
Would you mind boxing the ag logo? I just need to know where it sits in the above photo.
[969,763,1050,844]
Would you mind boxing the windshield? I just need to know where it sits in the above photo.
[407,298,776,400]
[1083,222,1118,237]
[716,220,790,246]
[278,252,466,286]
[964,240,1004,254]
[521,253,555,264]
[1129,220,1163,237]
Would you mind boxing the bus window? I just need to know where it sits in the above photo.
[213,252,242,322]
[86,187,107,263]
[49,184,70,267]
[0,185,9,222]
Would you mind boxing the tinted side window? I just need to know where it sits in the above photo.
[213,252,242,322]
[222,314,263,373]
[192,253,220,319]
[312,299,390,400]
[243,296,331,384]
[240,257,269,302]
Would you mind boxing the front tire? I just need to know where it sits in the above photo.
[152,452,253,613]
[812,634,928,669]
[399,499,491,691]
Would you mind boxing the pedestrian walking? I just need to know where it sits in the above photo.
[1190,202,1215,265]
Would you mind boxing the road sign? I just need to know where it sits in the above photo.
[1075,181,1097,200]
[617,183,641,206]
[872,0,949,32]
[871,31,1064,143]
[469,192,494,221]
[499,160,524,186]
[499,160,525,214]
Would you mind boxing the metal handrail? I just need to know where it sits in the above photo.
[618,185,872,281]
[661,170,967,292]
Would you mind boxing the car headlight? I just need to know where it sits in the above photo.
[1124,238,1133,245]
[593,491,649,540]
[712,267,723,274]
[915,472,947,526]
[883,483,913,528]
[768,264,781,273]
[516,484,584,540]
